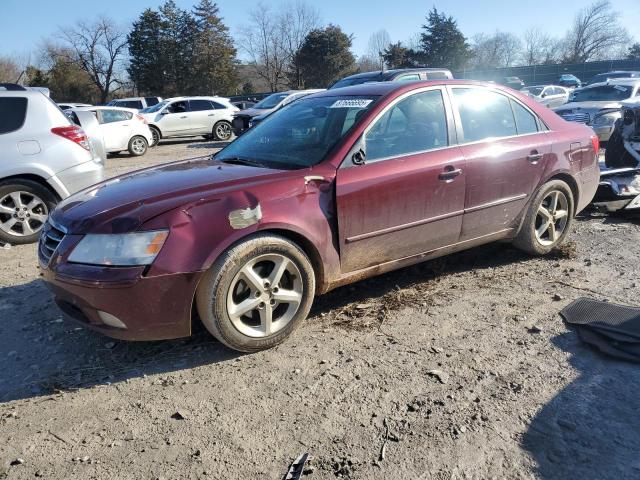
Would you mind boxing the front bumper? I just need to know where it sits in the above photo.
[39,233,203,341]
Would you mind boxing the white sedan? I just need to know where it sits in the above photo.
[522,85,570,108]
[68,106,154,156]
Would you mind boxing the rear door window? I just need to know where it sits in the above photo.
[189,99,214,111]
[100,109,130,124]
[0,97,28,134]
[396,74,421,82]
[452,88,517,143]
[144,97,159,106]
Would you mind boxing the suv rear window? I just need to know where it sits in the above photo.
[0,97,28,134]
[116,100,144,109]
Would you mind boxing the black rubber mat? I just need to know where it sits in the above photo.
[561,298,640,341]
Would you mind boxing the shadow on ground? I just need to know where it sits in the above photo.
[523,332,640,479]
[0,243,542,404]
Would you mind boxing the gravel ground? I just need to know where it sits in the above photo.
[1,141,640,479]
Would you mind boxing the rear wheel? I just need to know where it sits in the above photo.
[513,180,574,255]
[196,234,315,352]
[213,121,232,141]
[128,136,148,156]
[0,180,56,245]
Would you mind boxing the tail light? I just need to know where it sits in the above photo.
[591,134,600,154]
[136,114,147,124]
[51,126,90,151]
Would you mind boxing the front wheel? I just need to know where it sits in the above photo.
[0,180,56,245]
[149,127,161,147]
[213,121,232,141]
[513,180,575,255]
[128,136,148,156]
[196,234,315,352]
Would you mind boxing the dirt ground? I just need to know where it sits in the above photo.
[1,140,640,480]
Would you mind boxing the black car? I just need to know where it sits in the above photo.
[558,74,582,88]
[329,68,453,89]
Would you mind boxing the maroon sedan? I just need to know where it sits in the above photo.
[39,81,600,352]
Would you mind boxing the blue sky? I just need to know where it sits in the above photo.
[2,0,639,60]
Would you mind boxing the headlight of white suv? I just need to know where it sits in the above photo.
[68,231,169,266]
[592,111,621,127]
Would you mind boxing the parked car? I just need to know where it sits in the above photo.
[522,85,570,108]
[57,102,92,111]
[329,68,453,90]
[557,74,582,89]
[67,106,154,157]
[107,97,162,111]
[0,84,104,245]
[604,97,640,169]
[232,90,324,136]
[499,76,525,90]
[139,96,239,145]
[39,80,599,352]
[553,79,640,142]
[587,71,640,86]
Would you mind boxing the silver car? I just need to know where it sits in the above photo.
[522,85,570,108]
[553,79,640,142]
[0,84,105,244]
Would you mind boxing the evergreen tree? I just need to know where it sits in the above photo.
[418,8,471,70]
[192,0,238,95]
[382,42,416,69]
[127,9,165,95]
[294,25,356,88]
[628,43,640,61]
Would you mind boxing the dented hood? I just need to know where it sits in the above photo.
[51,156,285,234]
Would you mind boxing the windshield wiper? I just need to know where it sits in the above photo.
[217,157,268,168]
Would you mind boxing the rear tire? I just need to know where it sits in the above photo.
[513,180,575,256]
[128,136,148,156]
[605,126,637,169]
[213,121,232,141]
[0,180,57,245]
[196,234,315,352]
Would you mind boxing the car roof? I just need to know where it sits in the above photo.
[526,84,564,88]
[583,78,640,88]
[73,105,138,113]
[163,96,230,102]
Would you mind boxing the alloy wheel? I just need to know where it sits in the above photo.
[226,254,303,338]
[131,137,147,155]
[534,190,569,246]
[0,191,48,237]
[215,122,232,141]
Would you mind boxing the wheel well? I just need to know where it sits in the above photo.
[0,174,62,201]
[149,125,162,138]
[548,173,579,207]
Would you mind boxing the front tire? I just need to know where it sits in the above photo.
[196,234,315,352]
[128,136,148,156]
[213,121,232,141]
[513,180,575,255]
[149,127,161,147]
[0,180,56,245]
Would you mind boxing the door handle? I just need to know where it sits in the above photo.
[527,151,544,164]
[208,114,215,116]
[304,175,330,185]
[180,116,188,119]
[438,166,462,181]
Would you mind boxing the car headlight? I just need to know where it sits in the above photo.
[592,111,621,126]
[68,230,169,266]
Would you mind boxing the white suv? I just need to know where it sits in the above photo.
[139,96,239,145]
[0,84,105,244]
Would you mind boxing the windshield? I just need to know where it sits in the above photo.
[215,95,378,169]
[253,93,289,110]
[140,100,168,113]
[570,85,635,102]
[524,87,544,96]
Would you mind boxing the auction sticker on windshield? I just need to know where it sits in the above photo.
[330,99,373,109]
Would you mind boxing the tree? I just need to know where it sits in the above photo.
[562,0,630,62]
[294,25,356,88]
[0,56,21,83]
[418,8,471,70]
[364,30,391,69]
[522,28,561,65]
[382,42,415,69]
[192,0,238,95]
[127,9,165,95]
[628,43,640,61]
[471,31,522,69]
[280,1,321,88]
[58,16,127,103]
[37,44,100,102]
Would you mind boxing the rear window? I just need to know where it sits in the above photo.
[0,97,28,134]
[144,97,160,106]
[115,100,143,109]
